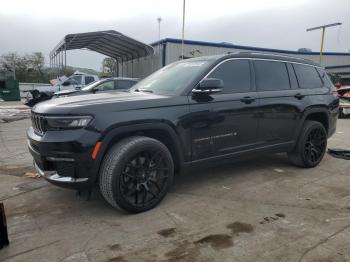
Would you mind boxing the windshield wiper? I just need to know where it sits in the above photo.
[134,88,153,93]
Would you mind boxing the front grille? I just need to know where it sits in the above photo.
[31,113,46,135]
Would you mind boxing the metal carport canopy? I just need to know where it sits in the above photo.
[50,30,154,62]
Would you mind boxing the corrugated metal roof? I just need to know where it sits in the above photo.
[51,30,154,61]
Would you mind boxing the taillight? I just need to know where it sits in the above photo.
[330,85,339,97]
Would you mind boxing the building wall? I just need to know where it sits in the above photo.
[118,51,162,79]
[120,39,350,79]
[164,42,350,67]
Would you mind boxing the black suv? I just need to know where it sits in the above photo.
[28,53,339,213]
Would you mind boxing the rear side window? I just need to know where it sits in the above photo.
[293,64,323,89]
[116,80,136,89]
[253,60,290,91]
[94,80,115,91]
[208,59,251,93]
[85,76,95,85]
[316,68,332,87]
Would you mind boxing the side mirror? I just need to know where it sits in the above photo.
[62,81,70,86]
[193,78,223,95]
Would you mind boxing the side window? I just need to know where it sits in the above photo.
[70,76,82,85]
[94,80,115,91]
[253,60,290,91]
[286,63,299,89]
[207,60,251,93]
[115,80,135,89]
[85,76,95,85]
[293,64,323,89]
[316,68,332,87]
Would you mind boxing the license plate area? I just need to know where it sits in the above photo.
[343,108,350,114]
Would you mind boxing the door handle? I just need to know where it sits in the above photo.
[294,93,305,100]
[240,96,255,104]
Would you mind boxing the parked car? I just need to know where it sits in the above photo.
[54,77,139,97]
[27,52,338,213]
[337,86,350,118]
[54,73,98,92]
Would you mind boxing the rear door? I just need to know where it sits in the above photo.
[189,59,259,160]
[253,60,305,146]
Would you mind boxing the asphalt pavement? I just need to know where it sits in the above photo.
[0,107,350,262]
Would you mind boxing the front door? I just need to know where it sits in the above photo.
[188,59,259,161]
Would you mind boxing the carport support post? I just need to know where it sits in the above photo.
[64,45,67,74]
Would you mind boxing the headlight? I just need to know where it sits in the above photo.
[46,116,93,130]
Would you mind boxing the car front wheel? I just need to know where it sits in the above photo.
[99,136,174,213]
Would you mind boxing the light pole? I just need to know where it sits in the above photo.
[181,0,186,60]
[306,22,342,64]
[157,17,162,67]
[157,17,162,46]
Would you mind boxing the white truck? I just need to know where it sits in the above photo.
[24,72,99,107]
[52,72,98,92]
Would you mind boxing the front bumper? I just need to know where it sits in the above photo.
[34,160,89,187]
[27,126,100,189]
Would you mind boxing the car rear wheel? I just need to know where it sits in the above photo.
[99,136,174,213]
[288,120,327,168]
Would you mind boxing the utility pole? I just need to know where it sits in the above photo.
[181,0,186,60]
[12,61,16,80]
[157,17,162,44]
[157,17,162,67]
[306,22,342,65]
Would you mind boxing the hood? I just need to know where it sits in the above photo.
[32,91,171,115]
[54,89,80,96]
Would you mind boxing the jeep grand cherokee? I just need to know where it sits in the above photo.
[27,52,339,213]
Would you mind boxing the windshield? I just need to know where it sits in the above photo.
[130,59,213,95]
[81,80,103,91]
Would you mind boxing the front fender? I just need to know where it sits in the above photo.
[91,121,186,182]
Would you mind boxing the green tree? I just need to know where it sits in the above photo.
[101,57,116,77]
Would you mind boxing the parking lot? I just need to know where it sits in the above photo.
[1,111,350,262]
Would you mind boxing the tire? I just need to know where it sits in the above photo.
[99,136,174,213]
[287,120,327,168]
[339,108,344,119]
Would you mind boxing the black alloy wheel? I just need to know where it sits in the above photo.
[303,127,327,165]
[121,150,171,208]
[99,136,174,213]
[288,120,327,168]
